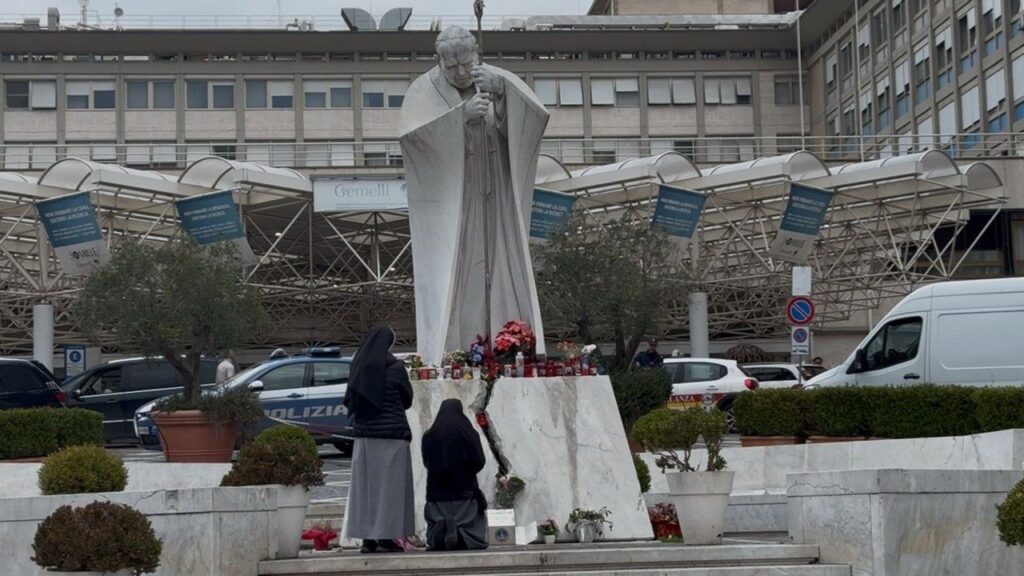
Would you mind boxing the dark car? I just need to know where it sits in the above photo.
[62,357,219,443]
[0,358,67,409]
[134,348,354,454]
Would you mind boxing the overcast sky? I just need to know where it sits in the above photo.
[3,0,588,26]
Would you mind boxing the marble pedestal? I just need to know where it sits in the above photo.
[788,469,1024,576]
[345,376,652,543]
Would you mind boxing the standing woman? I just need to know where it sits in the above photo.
[343,326,415,554]
[422,399,489,551]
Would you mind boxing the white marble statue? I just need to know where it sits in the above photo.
[400,26,549,364]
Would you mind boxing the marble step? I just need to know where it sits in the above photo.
[259,543,841,576]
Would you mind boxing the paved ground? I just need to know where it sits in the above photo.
[109,444,353,504]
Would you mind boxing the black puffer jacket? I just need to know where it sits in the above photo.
[351,359,413,441]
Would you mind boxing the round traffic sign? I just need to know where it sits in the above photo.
[793,327,809,344]
[69,351,82,363]
[787,296,815,325]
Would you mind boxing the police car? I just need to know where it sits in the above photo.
[134,348,354,455]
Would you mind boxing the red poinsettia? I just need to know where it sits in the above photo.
[493,320,536,362]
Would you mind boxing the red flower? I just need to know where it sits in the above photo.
[475,412,489,428]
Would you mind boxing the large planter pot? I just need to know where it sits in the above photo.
[740,436,804,447]
[152,410,236,463]
[807,435,865,444]
[273,485,312,559]
[664,471,735,546]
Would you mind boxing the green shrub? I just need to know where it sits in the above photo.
[221,435,325,489]
[867,385,977,439]
[632,408,726,472]
[32,501,162,574]
[814,387,872,437]
[733,389,809,437]
[611,369,672,434]
[51,408,103,448]
[38,445,127,495]
[0,409,58,460]
[700,409,729,472]
[974,388,1024,433]
[998,478,1024,546]
[632,453,651,493]
[255,425,317,457]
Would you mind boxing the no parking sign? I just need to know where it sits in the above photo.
[791,327,810,356]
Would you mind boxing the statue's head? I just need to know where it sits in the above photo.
[435,26,478,90]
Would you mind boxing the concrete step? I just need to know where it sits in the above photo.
[259,543,849,576]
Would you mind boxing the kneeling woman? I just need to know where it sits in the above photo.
[422,399,489,551]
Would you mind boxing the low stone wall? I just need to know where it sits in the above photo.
[788,469,1024,576]
[0,486,279,576]
[0,462,232,498]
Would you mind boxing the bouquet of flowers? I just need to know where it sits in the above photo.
[405,354,424,370]
[537,518,559,536]
[556,341,579,364]
[493,320,536,363]
[443,349,469,366]
[469,335,491,367]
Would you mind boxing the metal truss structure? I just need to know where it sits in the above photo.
[0,149,1007,354]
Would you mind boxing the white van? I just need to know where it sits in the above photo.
[807,278,1024,388]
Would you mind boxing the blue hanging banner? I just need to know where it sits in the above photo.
[770,183,833,263]
[651,184,706,249]
[529,188,576,242]
[36,192,109,275]
[175,190,256,263]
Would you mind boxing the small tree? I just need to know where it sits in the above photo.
[76,240,267,406]
[536,215,679,371]
[725,343,770,363]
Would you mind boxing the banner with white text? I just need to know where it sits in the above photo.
[529,188,576,242]
[651,184,707,251]
[769,183,833,263]
[36,192,109,275]
[175,190,257,264]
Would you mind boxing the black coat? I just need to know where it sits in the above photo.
[349,359,413,441]
[422,399,487,504]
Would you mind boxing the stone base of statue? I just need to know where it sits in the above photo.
[341,375,653,544]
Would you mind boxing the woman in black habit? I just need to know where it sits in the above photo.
[421,398,489,551]
[343,326,415,554]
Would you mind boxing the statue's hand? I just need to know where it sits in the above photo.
[464,92,491,123]
[472,66,504,97]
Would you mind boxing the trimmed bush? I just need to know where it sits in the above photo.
[632,453,651,493]
[998,478,1024,546]
[611,369,673,434]
[33,501,161,574]
[0,408,102,460]
[866,385,977,439]
[221,434,324,489]
[38,445,127,495]
[974,388,1024,433]
[733,389,809,437]
[255,425,317,457]
[0,409,59,459]
[51,408,103,449]
[632,408,726,472]
[814,387,872,437]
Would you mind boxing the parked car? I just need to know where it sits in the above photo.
[662,357,758,429]
[0,358,66,409]
[61,357,219,443]
[807,277,1024,388]
[134,347,354,455]
[741,363,827,389]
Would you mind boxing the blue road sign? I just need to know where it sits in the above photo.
[786,296,815,325]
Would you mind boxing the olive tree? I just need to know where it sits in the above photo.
[76,240,267,406]
[535,215,681,371]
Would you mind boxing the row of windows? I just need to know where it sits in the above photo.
[2,79,406,111]
[4,75,810,112]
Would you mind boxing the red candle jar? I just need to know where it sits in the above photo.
[525,363,535,377]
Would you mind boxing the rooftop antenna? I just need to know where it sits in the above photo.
[78,0,89,27]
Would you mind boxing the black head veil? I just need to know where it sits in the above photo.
[344,325,396,411]
[422,398,485,473]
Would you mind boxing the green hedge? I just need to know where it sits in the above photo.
[735,385,1024,440]
[0,408,103,460]
[611,369,673,434]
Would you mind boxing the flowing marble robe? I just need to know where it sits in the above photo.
[399,64,549,365]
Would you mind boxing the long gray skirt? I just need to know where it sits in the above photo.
[344,437,416,539]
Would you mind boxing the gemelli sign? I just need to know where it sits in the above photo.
[36,192,109,275]
[313,178,408,212]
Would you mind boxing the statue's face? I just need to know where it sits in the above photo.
[437,40,478,90]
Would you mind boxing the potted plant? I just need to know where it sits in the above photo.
[76,240,267,463]
[538,518,559,544]
[33,501,162,575]
[565,507,612,543]
[220,426,325,559]
[632,407,734,545]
